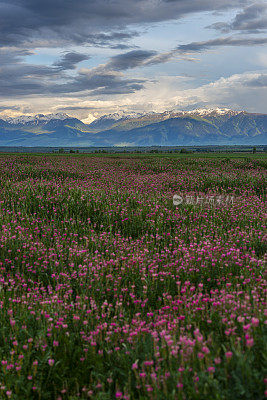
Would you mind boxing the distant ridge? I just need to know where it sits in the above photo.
[3,113,71,125]
[0,108,266,146]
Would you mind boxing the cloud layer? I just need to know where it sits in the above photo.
[1,0,252,47]
[0,0,266,117]
[207,2,267,33]
[177,36,267,53]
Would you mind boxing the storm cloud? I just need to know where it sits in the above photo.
[53,52,91,70]
[0,0,253,48]
[0,0,266,116]
[0,48,145,97]
[107,50,158,70]
[207,2,267,33]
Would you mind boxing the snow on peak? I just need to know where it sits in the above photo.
[92,108,242,123]
[173,108,242,117]
[5,113,70,125]
[97,111,143,121]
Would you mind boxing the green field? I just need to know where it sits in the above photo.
[0,153,266,399]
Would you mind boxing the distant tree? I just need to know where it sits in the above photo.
[69,149,75,153]
[58,148,65,154]
[252,147,256,154]
[180,148,192,154]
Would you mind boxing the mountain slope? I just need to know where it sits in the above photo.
[0,109,266,146]
[84,112,267,146]
[90,117,224,146]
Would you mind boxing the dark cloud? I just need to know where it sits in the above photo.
[245,74,267,87]
[0,44,182,100]
[89,83,144,96]
[76,32,139,48]
[103,49,182,71]
[144,51,178,65]
[50,70,145,96]
[177,36,267,53]
[53,52,90,70]
[206,22,231,33]
[0,48,145,97]
[110,43,138,50]
[207,2,267,33]
[0,105,21,111]
[0,0,264,107]
[0,48,33,64]
[107,50,157,70]
[0,0,252,48]
[0,72,144,97]
[231,2,267,32]
[0,49,62,96]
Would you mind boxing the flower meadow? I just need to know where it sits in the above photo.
[0,153,266,400]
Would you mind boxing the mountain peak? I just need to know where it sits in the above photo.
[0,108,265,146]
[4,113,71,125]
[172,107,243,117]
[96,111,143,121]
[87,107,244,131]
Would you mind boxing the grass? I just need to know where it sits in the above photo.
[0,153,266,399]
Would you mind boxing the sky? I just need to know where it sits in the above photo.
[0,0,266,122]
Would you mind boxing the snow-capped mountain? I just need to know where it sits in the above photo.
[87,108,244,132]
[172,107,242,117]
[95,111,146,123]
[101,111,144,120]
[88,111,145,130]
[89,108,242,127]
[0,108,266,146]
[4,113,70,125]
[1,108,242,127]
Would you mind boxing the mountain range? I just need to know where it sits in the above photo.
[0,108,266,147]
